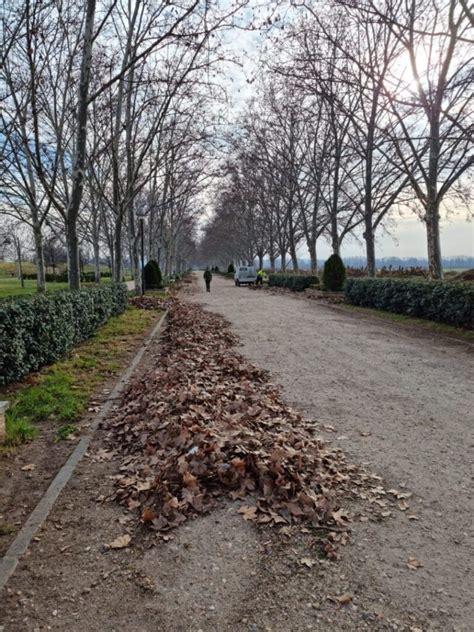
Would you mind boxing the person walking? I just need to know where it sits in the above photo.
[203,267,212,292]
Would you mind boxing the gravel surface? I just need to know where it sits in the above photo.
[191,273,474,631]
[0,275,472,632]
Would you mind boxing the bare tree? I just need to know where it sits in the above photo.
[356,0,474,277]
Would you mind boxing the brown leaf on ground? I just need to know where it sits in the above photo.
[406,557,424,570]
[142,507,156,523]
[300,557,317,568]
[238,506,258,521]
[108,534,131,549]
[328,593,353,605]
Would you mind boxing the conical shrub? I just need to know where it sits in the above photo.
[144,260,162,289]
[323,254,346,291]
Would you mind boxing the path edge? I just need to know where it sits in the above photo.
[0,310,168,593]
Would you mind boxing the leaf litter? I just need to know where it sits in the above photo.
[104,298,394,554]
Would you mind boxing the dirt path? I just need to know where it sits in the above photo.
[191,274,473,631]
[1,277,472,631]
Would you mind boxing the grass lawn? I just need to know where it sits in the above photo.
[0,262,116,276]
[1,304,162,446]
[0,277,119,299]
[0,261,37,276]
[0,278,69,298]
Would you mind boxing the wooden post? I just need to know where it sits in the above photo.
[0,401,10,441]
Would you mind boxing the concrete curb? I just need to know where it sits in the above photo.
[0,310,168,593]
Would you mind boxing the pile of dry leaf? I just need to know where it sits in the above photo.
[129,295,170,310]
[105,299,387,550]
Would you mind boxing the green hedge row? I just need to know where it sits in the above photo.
[269,274,319,292]
[345,278,473,328]
[0,283,129,384]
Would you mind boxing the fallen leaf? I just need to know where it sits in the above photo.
[406,557,424,570]
[108,534,131,549]
[398,500,409,511]
[142,507,156,523]
[300,557,317,568]
[328,593,353,605]
[21,464,36,471]
[238,506,258,521]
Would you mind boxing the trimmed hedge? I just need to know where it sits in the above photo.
[269,274,319,292]
[0,283,129,384]
[345,278,473,328]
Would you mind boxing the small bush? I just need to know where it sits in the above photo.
[345,278,473,328]
[268,274,319,291]
[323,255,346,291]
[227,263,235,274]
[0,283,128,385]
[144,260,162,289]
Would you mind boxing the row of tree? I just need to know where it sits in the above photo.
[201,0,473,277]
[1,0,250,292]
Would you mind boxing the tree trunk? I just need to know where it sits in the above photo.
[65,0,97,290]
[128,206,142,295]
[426,201,443,279]
[113,221,123,283]
[308,240,317,275]
[16,247,24,288]
[93,239,101,283]
[280,249,286,272]
[65,220,80,290]
[33,225,46,292]
[331,157,340,255]
[107,243,114,278]
[132,240,141,295]
[364,218,376,277]
[426,114,443,279]
[290,247,298,272]
[258,252,263,269]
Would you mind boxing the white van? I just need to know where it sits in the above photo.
[234,265,257,286]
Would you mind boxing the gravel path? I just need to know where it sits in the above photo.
[192,273,474,631]
[1,276,472,631]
